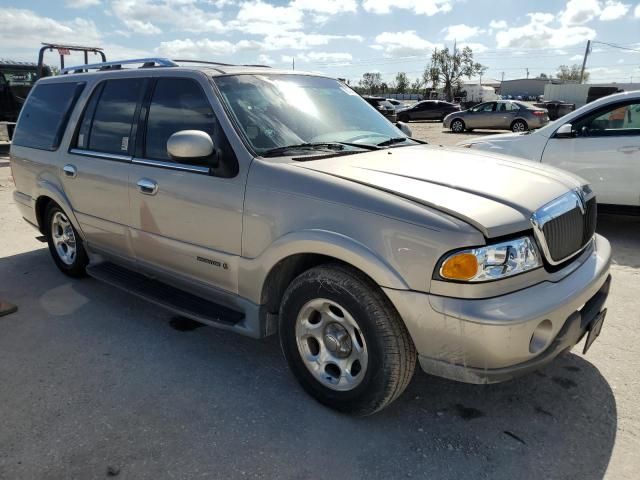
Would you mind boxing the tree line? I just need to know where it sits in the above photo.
[350,45,588,99]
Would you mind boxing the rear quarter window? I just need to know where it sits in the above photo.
[12,82,85,151]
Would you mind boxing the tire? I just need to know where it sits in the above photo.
[279,264,417,416]
[45,203,88,278]
[450,119,465,133]
[511,120,528,132]
[398,114,410,123]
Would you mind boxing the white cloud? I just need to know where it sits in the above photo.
[0,8,101,50]
[231,0,303,35]
[458,42,489,53]
[489,20,507,29]
[155,38,261,59]
[569,54,584,61]
[111,0,226,35]
[290,0,357,14]
[373,31,441,57]
[65,0,101,7]
[362,0,453,16]
[560,0,602,25]
[260,32,363,51]
[560,0,631,24]
[256,53,274,64]
[599,1,631,20]
[635,4,640,17]
[442,24,485,41]
[496,12,596,49]
[296,51,353,64]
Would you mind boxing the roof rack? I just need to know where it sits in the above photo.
[61,57,178,75]
[173,59,235,67]
[38,43,106,79]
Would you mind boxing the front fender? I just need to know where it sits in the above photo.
[238,229,410,304]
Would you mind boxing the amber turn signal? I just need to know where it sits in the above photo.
[440,252,479,281]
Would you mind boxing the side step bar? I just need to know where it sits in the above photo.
[87,262,244,327]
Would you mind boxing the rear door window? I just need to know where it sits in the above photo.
[79,78,146,154]
[12,82,85,150]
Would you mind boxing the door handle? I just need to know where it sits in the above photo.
[137,178,158,195]
[618,146,640,154]
[62,164,77,178]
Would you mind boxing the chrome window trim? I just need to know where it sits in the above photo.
[132,158,210,174]
[530,189,592,266]
[69,148,132,162]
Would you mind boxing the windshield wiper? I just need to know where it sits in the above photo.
[262,141,378,157]
[376,136,409,147]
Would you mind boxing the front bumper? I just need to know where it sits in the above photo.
[384,234,611,384]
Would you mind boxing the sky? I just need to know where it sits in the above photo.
[1,0,639,84]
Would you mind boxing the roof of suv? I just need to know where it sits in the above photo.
[45,57,325,81]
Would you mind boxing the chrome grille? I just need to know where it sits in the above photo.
[531,191,597,265]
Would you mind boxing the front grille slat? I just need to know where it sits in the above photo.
[539,196,596,264]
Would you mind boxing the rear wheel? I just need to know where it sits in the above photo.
[450,119,465,133]
[45,203,88,277]
[511,120,528,132]
[279,264,416,416]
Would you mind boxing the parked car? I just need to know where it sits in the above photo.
[362,95,397,122]
[459,91,640,214]
[386,98,409,111]
[444,100,549,133]
[397,100,460,122]
[10,58,611,415]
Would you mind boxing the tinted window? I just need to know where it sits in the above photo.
[145,78,238,176]
[13,82,84,150]
[87,78,145,154]
[145,78,215,163]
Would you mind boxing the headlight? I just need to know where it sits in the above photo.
[437,236,541,282]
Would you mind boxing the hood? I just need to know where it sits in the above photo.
[292,144,583,238]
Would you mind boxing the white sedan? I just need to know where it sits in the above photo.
[458,91,640,213]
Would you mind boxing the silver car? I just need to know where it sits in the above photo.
[10,58,611,415]
[444,100,549,133]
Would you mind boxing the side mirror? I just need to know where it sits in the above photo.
[555,123,575,139]
[396,121,412,137]
[167,130,215,163]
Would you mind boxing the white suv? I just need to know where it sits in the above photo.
[459,91,640,214]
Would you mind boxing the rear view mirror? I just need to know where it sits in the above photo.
[396,122,412,137]
[167,130,215,161]
[555,123,575,139]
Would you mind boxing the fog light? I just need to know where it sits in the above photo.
[529,319,553,354]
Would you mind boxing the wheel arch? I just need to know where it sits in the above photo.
[34,180,84,238]
[242,230,410,313]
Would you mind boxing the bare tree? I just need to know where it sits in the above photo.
[556,64,589,82]
[358,72,382,94]
[429,46,486,101]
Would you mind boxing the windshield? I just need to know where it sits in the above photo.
[214,74,413,156]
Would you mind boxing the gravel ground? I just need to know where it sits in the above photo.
[0,137,639,479]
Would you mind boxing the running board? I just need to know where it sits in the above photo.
[87,262,244,327]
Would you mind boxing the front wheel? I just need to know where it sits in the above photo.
[279,264,416,416]
[45,203,88,277]
[450,119,465,133]
[511,120,528,132]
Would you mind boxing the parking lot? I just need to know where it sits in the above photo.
[1,125,639,479]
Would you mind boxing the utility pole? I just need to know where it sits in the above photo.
[579,40,591,84]
[526,68,529,79]
[292,57,295,71]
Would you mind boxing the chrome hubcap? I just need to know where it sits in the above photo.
[513,122,525,132]
[295,298,368,391]
[452,121,463,132]
[51,211,77,266]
